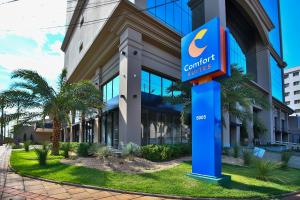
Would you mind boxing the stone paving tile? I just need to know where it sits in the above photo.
[49,192,72,199]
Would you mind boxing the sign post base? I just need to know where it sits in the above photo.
[187,173,231,186]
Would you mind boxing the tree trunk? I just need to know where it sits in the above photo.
[52,117,61,155]
[81,112,86,142]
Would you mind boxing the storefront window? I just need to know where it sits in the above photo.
[162,78,172,96]
[141,109,187,145]
[141,71,150,93]
[150,74,162,96]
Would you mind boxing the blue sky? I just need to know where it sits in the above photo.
[281,0,300,69]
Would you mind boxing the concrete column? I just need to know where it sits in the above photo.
[188,0,226,30]
[247,40,274,145]
[93,118,99,143]
[119,27,142,146]
[222,110,230,147]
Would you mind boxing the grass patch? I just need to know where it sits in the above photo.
[10,150,300,199]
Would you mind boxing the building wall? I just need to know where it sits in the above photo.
[64,0,120,79]
[284,66,300,116]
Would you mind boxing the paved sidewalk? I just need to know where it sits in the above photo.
[0,146,170,200]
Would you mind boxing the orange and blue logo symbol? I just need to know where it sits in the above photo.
[188,29,208,58]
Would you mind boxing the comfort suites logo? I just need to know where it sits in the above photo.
[181,18,222,82]
[188,29,207,58]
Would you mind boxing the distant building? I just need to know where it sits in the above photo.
[13,121,53,143]
[284,66,300,116]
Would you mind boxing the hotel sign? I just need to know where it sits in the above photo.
[182,17,231,184]
[181,17,228,83]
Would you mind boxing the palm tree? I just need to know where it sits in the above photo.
[165,66,269,133]
[8,69,103,155]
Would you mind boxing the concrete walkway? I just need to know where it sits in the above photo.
[0,146,170,200]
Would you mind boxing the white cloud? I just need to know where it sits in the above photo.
[0,0,67,90]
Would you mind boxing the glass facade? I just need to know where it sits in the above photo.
[229,33,247,73]
[141,109,188,145]
[147,0,192,36]
[260,0,282,56]
[83,119,94,143]
[270,55,283,102]
[101,109,119,148]
[141,70,181,97]
[141,70,188,145]
[102,75,119,102]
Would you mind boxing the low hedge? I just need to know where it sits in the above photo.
[141,143,191,162]
[59,142,80,152]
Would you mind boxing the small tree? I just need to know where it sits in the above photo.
[7,69,103,155]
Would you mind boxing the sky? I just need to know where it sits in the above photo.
[0,0,299,92]
[280,0,300,69]
[0,0,67,92]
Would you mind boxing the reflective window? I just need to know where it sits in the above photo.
[260,0,282,56]
[102,75,119,102]
[229,33,247,73]
[162,78,172,96]
[270,55,283,102]
[106,81,112,100]
[141,71,150,93]
[141,70,181,97]
[103,85,107,102]
[150,74,162,96]
[146,0,192,36]
[112,76,119,98]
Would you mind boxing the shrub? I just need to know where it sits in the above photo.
[254,158,279,181]
[88,143,106,156]
[141,145,160,161]
[242,149,252,166]
[60,142,80,152]
[95,145,112,159]
[170,144,191,157]
[60,143,71,158]
[140,144,191,162]
[24,140,31,152]
[122,142,141,159]
[77,143,91,157]
[161,145,173,160]
[233,145,240,158]
[34,147,49,166]
[222,147,230,156]
[12,143,23,149]
[281,151,292,169]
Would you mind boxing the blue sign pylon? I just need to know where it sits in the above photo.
[181,18,231,185]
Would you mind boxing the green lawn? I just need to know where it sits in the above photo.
[10,150,300,199]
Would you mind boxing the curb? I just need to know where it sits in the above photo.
[8,166,300,200]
